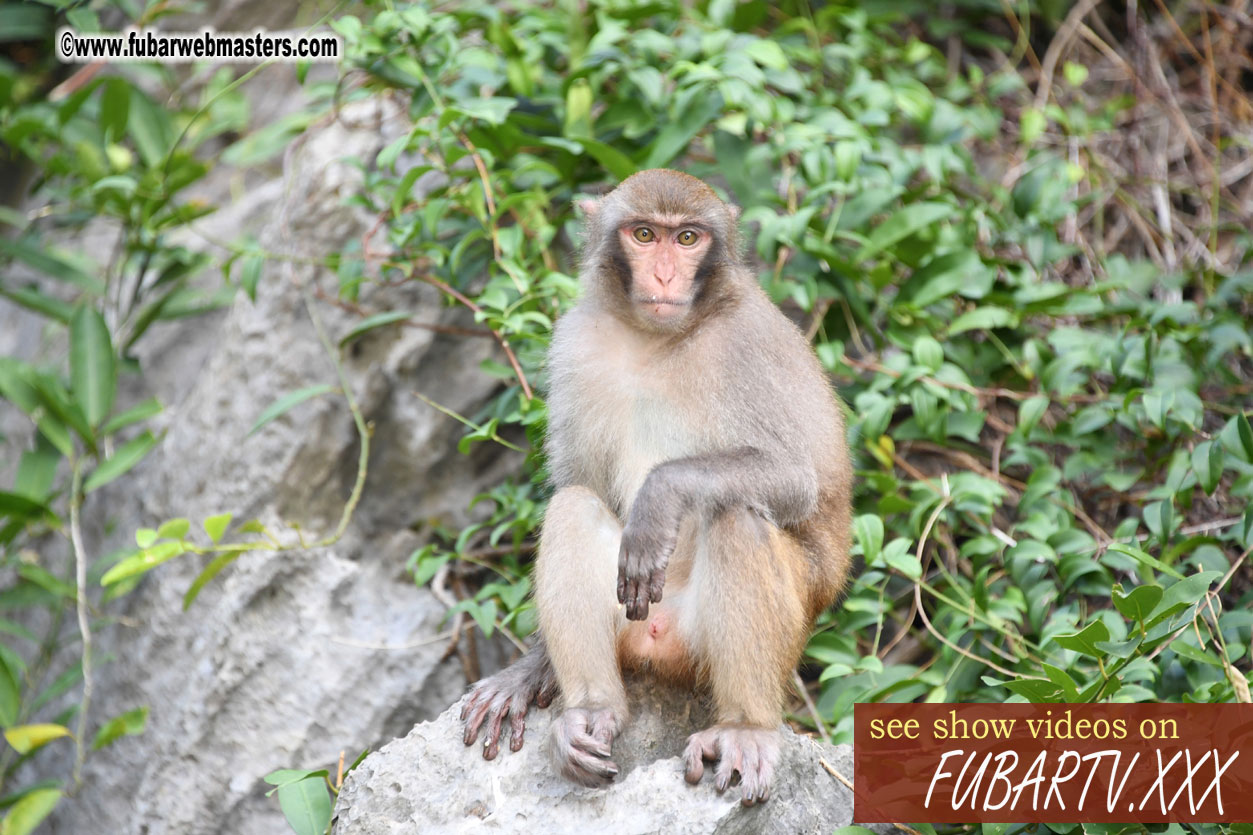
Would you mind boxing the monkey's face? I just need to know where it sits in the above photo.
[615,219,714,330]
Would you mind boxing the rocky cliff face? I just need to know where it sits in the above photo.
[334,679,860,835]
[19,96,517,835]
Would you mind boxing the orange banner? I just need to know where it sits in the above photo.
[854,703,1253,823]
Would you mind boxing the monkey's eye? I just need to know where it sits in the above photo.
[632,227,655,243]
[677,230,699,246]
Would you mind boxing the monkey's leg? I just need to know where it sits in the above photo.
[682,507,808,806]
[460,639,558,759]
[534,485,629,787]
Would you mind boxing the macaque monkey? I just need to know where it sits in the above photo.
[460,169,851,806]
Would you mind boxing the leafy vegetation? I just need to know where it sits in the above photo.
[0,0,1250,834]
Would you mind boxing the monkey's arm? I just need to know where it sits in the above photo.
[617,446,817,619]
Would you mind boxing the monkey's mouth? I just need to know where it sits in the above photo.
[636,294,691,312]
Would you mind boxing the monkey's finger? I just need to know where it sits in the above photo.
[736,744,761,806]
[569,727,612,759]
[683,731,719,784]
[508,707,528,752]
[536,677,557,708]
[683,742,706,785]
[647,569,665,603]
[714,744,745,793]
[749,757,775,805]
[483,705,507,760]
[462,698,492,745]
[630,585,650,620]
[616,550,629,604]
[622,579,639,619]
[561,749,619,786]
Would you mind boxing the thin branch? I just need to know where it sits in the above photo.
[792,671,831,746]
[69,458,93,789]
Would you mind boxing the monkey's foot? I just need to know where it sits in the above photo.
[460,658,557,760]
[550,707,622,787]
[683,724,779,806]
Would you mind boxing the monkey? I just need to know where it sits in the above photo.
[460,168,852,806]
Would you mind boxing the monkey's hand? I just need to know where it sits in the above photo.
[617,491,680,620]
[460,647,558,759]
[683,724,780,807]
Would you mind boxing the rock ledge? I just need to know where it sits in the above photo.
[334,680,858,835]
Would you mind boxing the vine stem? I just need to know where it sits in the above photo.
[68,457,92,789]
[301,288,371,547]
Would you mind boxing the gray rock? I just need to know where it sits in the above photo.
[334,680,859,835]
[23,94,515,835]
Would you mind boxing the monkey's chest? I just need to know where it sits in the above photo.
[583,387,698,516]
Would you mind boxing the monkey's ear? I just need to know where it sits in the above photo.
[578,198,601,219]
[727,203,742,222]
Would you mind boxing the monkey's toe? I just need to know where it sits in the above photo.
[551,707,622,788]
[682,725,778,805]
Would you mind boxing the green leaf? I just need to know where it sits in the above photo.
[1192,440,1223,495]
[238,255,263,302]
[1142,500,1173,541]
[84,431,158,492]
[4,724,71,755]
[156,518,191,540]
[1111,583,1163,624]
[0,285,75,323]
[264,769,329,789]
[564,79,593,138]
[0,491,51,523]
[1002,677,1065,703]
[744,38,788,70]
[0,237,102,292]
[1238,413,1253,461]
[17,564,75,599]
[853,514,884,564]
[855,202,954,262]
[576,138,637,181]
[1052,620,1111,657]
[182,551,243,610]
[0,655,17,727]
[135,528,158,548]
[339,312,410,347]
[1145,571,1222,628]
[100,78,130,139]
[100,541,186,586]
[249,385,337,436]
[203,513,232,544]
[101,397,162,435]
[92,706,148,750]
[276,777,333,835]
[1105,542,1184,580]
[1170,640,1223,668]
[1041,663,1080,700]
[643,92,723,169]
[128,88,173,167]
[0,789,61,835]
[911,336,943,372]
[70,306,116,428]
[1019,107,1046,144]
[450,97,516,126]
[1018,395,1049,434]
[882,538,921,580]
[948,306,1016,335]
[392,166,426,218]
